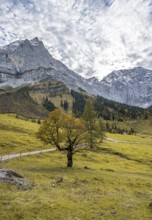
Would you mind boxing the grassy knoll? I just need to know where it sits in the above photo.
[0,114,152,219]
[0,88,48,118]
[50,94,74,113]
[0,114,46,155]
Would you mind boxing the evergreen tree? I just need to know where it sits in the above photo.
[43,97,56,112]
[97,117,105,142]
[60,100,63,107]
[83,99,97,148]
[71,90,85,117]
[60,99,69,111]
[63,100,69,111]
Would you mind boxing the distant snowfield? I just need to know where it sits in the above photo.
[0,0,152,79]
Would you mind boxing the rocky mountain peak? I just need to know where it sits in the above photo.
[0,38,86,90]
[5,37,53,73]
[87,76,99,84]
[102,67,152,84]
[100,67,152,108]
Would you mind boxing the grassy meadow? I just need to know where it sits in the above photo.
[0,114,46,155]
[0,114,152,220]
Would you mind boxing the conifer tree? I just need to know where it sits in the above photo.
[97,117,105,142]
[83,99,97,148]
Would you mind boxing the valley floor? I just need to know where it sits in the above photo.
[0,114,152,220]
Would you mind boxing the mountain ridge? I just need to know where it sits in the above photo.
[0,38,152,108]
[100,67,152,108]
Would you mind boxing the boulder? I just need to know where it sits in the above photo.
[0,169,31,190]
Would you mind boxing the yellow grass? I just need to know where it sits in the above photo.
[0,114,47,155]
[0,114,152,219]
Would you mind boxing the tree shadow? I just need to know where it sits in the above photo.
[28,166,92,174]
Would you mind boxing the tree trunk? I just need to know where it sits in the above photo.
[67,150,73,167]
[89,131,94,148]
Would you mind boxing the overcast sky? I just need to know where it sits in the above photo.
[0,0,152,79]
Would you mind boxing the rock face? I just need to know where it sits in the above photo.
[0,51,17,83]
[86,67,152,108]
[8,38,53,73]
[0,169,31,190]
[0,38,152,108]
[98,67,152,108]
[0,37,87,90]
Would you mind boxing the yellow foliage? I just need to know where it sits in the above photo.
[38,110,87,152]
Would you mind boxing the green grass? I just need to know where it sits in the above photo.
[0,114,47,155]
[104,133,152,166]
[107,132,152,143]
[0,114,152,219]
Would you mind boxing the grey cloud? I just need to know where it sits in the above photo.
[0,0,152,79]
[128,53,142,60]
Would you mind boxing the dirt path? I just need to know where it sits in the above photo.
[105,137,152,145]
[0,148,56,162]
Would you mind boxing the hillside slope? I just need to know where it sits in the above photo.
[0,114,152,220]
[0,83,151,121]
[0,114,46,155]
[0,87,48,118]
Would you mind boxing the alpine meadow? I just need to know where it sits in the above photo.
[0,1,152,220]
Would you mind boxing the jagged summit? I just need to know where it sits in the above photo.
[3,37,42,52]
[6,37,52,73]
[87,76,99,84]
[100,67,152,108]
[0,38,87,90]
[0,37,52,72]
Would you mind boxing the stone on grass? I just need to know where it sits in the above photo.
[56,176,63,184]
[149,202,152,209]
[0,169,31,190]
